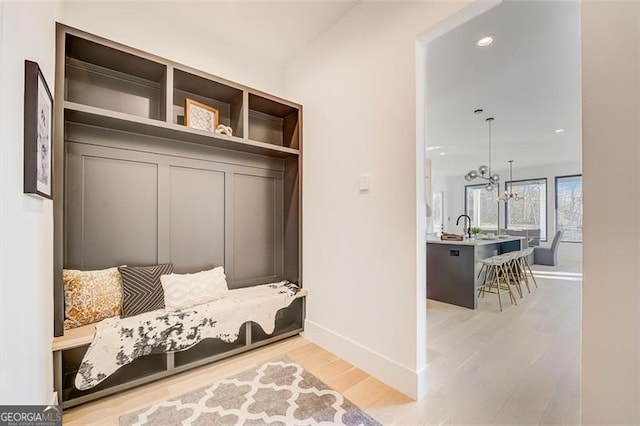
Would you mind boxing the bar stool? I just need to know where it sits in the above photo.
[510,247,538,298]
[520,247,538,290]
[504,251,525,298]
[477,254,519,311]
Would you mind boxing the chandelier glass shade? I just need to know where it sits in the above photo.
[464,117,500,191]
[497,160,525,202]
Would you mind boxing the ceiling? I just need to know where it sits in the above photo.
[147,1,361,67]
[426,1,581,177]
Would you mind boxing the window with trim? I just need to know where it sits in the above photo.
[505,178,547,241]
[555,175,583,242]
[465,184,499,231]
[432,192,443,232]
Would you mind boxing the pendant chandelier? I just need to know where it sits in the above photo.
[464,116,500,191]
[497,160,525,202]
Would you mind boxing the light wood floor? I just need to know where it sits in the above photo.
[64,268,581,425]
[415,265,582,425]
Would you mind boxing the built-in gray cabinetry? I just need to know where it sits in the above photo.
[53,24,303,408]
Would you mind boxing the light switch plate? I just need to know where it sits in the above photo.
[359,174,370,193]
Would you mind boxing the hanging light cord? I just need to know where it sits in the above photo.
[464,114,500,191]
[497,160,525,202]
[509,161,513,191]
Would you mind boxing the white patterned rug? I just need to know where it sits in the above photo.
[120,357,381,425]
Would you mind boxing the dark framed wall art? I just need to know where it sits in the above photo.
[24,60,53,199]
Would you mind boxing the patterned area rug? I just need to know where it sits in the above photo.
[120,357,381,425]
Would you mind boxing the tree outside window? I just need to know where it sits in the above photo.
[505,178,547,241]
[465,184,499,231]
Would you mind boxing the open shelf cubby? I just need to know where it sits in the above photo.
[61,344,169,403]
[250,298,304,344]
[173,68,244,137]
[64,34,167,121]
[174,326,247,368]
[248,93,300,149]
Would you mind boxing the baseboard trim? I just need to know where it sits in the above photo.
[50,391,59,405]
[303,320,427,400]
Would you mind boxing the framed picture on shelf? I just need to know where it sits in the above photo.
[185,98,219,132]
[24,60,53,199]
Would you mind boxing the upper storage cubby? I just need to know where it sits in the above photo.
[173,69,244,138]
[60,26,300,158]
[65,34,167,121]
[249,94,300,149]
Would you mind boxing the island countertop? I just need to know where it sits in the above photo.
[426,236,525,247]
[426,235,525,309]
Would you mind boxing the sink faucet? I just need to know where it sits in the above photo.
[456,214,472,238]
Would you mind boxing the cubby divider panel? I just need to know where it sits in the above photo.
[173,68,244,137]
[65,34,166,120]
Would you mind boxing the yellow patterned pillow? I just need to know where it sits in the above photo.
[63,267,123,330]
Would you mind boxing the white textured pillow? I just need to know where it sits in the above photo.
[161,266,229,311]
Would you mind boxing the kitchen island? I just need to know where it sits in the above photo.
[426,236,525,309]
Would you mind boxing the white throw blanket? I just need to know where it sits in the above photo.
[75,281,301,391]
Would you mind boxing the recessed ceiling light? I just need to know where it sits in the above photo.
[439,152,446,156]
[476,35,494,47]
[555,128,565,133]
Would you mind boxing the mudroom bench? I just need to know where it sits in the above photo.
[52,25,304,409]
[53,286,307,408]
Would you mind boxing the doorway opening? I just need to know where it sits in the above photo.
[417,2,582,423]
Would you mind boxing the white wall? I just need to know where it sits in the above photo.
[435,161,582,262]
[58,2,285,96]
[581,2,640,423]
[283,1,468,398]
[0,1,58,404]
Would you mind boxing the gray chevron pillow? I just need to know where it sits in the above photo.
[119,263,174,317]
